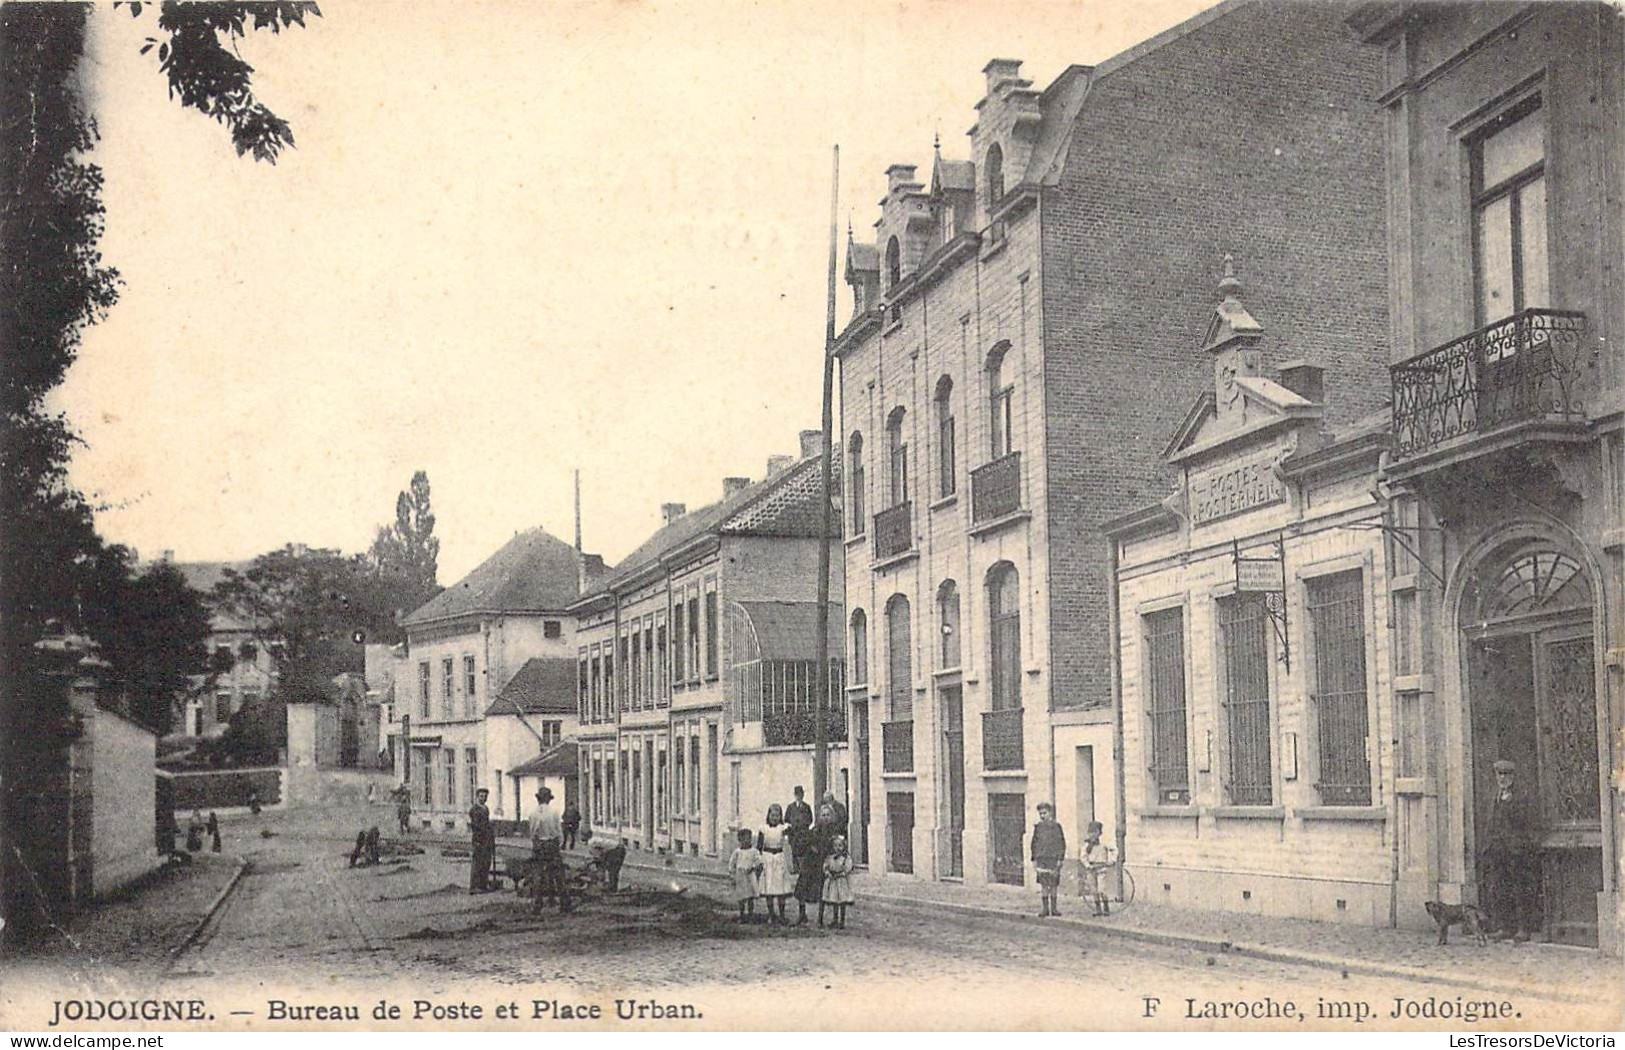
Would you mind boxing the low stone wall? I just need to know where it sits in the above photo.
[171,767,284,812]
[283,766,395,809]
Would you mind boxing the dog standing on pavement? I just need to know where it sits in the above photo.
[1424,900,1489,946]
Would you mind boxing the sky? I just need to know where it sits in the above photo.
[54,0,1218,583]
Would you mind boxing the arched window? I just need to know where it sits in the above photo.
[885,236,901,289]
[987,563,1020,711]
[988,343,1014,458]
[985,143,1005,211]
[1473,547,1591,623]
[886,406,908,507]
[937,579,961,668]
[935,376,956,498]
[848,432,865,536]
[885,594,913,721]
[849,609,868,686]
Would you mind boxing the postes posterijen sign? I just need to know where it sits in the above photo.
[1189,453,1286,526]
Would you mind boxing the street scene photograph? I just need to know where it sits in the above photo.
[1,0,1622,1035]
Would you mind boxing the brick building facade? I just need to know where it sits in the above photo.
[835,0,1392,890]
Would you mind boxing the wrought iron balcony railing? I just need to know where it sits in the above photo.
[971,452,1022,523]
[981,706,1024,770]
[881,719,914,773]
[873,502,913,560]
[762,706,848,748]
[1391,309,1589,460]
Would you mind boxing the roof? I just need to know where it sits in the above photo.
[732,601,844,662]
[168,561,258,632]
[403,527,595,626]
[933,157,976,193]
[508,742,579,779]
[485,656,578,717]
[846,240,878,275]
[595,452,838,593]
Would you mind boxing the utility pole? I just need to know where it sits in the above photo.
[813,145,839,805]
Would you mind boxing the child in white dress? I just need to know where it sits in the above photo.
[821,834,855,929]
[756,803,793,926]
[727,827,763,923]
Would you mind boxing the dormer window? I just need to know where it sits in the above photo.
[985,144,1005,213]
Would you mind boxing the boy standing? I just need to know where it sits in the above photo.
[1030,802,1066,917]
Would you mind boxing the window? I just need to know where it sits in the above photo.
[672,603,686,682]
[657,748,668,828]
[674,740,686,816]
[590,649,602,723]
[238,642,257,663]
[464,655,477,715]
[687,594,701,680]
[215,691,232,723]
[935,377,956,498]
[885,595,912,721]
[985,143,1004,211]
[618,634,630,709]
[849,433,866,535]
[690,736,701,813]
[418,661,430,719]
[988,345,1014,458]
[850,610,868,685]
[604,652,614,716]
[938,580,961,668]
[886,407,908,507]
[440,657,454,719]
[1217,594,1272,806]
[630,627,642,709]
[465,747,478,807]
[419,751,432,805]
[655,623,667,703]
[645,623,656,700]
[442,749,456,806]
[1144,608,1189,804]
[544,620,562,639]
[885,236,901,289]
[631,750,642,828]
[578,651,589,721]
[1471,98,1547,325]
[705,589,719,678]
[541,720,560,747]
[1307,572,1371,806]
[987,564,1021,711]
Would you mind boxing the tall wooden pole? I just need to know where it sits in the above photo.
[813,145,839,805]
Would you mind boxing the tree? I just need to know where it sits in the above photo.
[213,546,374,687]
[84,560,213,733]
[367,470,441,625]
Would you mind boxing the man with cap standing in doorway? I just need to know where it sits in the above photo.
[1482,759,1541,942]
[529,786,570,914]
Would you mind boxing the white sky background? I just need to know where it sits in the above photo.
[55,0,1216,583]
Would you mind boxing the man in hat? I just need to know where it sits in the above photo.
[529,786,570,914]
[1481,759,1541,942]
[468,788,496,893]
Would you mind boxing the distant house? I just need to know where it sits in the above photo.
[168,558,277,739]
[385,527,606,831]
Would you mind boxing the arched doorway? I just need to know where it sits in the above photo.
[1462,539,1603,946]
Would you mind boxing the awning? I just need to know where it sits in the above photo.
[508,742,579,779]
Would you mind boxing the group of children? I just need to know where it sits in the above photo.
[1032,803,1113,918]
[728,824,855,929]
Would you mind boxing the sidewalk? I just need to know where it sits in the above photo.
[591,838,1612,1005]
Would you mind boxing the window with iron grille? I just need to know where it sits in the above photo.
[1144,607,1189,804]
[1217,594,1272,806]
[1307,571,1372,805]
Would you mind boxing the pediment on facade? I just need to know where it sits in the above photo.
[1167,379,1321,465]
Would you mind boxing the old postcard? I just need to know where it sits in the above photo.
[2,0,1621,1035]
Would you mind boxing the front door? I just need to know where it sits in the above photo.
[852,701,870,866]
[887,791,914,874]
[989,792,1026,886]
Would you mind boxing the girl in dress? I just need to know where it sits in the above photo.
[821,834,855,929]
[755,803,793,926]
[727,827,762,923]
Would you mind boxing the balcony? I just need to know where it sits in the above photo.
[881,719,914,773]
[1391,309,1589,464]
[762,706,848,748]
[873,502,913,560]
[971,452,1022,524]
[981,707,1024,771]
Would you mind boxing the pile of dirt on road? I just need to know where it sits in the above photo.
[376,883,467,902]
[375,864,416,876]
[379,839,425,858]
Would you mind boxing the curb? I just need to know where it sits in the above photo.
[169,857,249,963]
[613,854,1585,1005]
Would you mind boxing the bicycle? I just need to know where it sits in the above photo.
[1080,848,1136,912]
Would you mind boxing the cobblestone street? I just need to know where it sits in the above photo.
[3,807,1617,1031]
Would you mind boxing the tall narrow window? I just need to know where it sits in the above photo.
[687,594,701,679]
[655,623,667,702]
[578,650,589,721]
[645,623,656,699]
[1471,98,1547,325]
[441,657,454,719]
[630,627,642,709]
[705,589,719,678]
[418,661,430,719]
[1144,608,1189,804]
[604,652,614,715]
[987,564,1021,711]
[938,580,961,668]
[849,433,866,535]
[1217,594,1272,806]
[442,749,455,806]
[463,655,477,716]
[1307,571,1371,805]
[935,377,956,498]
[850,610,868,686]
[590,650,602,722]
[988,345,1014,458]
[985,143,1005,211]
[885,595,912,722]
[887,408,908,507]
[885,236,901,289]
[465,748,478,807]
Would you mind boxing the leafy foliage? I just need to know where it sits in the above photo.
[367,470,441,626]
[122,1,322,163]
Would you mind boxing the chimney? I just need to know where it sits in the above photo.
[983,58,1023,96]
[885,164,920,196]
[723,477,750,500]
[766,455,795,478]
[1276,360,1325,405]
[661,502,687,525]
[799,429,826,460]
